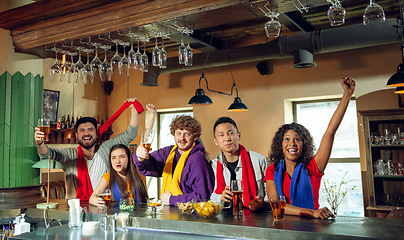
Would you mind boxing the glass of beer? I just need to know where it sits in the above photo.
[38,119,50,142]
[141,128,155,152]
[270,195,286,222]
[230,180,244,214]
[99,189,112,209]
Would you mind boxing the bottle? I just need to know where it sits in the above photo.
[71,114,75,129]
[57,118,61,129]
[61,116,65,130]
[97,116,101,130]
[14,213,30,235]
[66,114,70,129]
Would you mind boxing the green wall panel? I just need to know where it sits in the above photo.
[0,71,43,188]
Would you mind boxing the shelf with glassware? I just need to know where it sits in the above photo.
[47,127,113,144]
[359,109,404,217]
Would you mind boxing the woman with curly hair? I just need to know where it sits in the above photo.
[134,115,214,205]
[265,77,356,219]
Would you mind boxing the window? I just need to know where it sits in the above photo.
[144,109,193,200]
[293,98,363,217]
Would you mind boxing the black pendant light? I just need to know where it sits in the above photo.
[187,30,248,111]
[386,46,404,88]
[228,97,248,112]
[188,73,213,105]
[386,1,404,88]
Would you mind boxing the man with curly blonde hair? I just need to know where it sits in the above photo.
[135,115,214,205]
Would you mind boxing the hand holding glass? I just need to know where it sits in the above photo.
[99,189,112,209]
[230,180,244,213]
[141,129,155,152]
[38,119,50,142]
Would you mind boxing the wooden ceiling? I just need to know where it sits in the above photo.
[0,0,401,60]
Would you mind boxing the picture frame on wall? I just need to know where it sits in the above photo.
[399,94,404,108]
[43,89,60,123]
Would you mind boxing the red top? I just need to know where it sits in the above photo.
[264,157,324,210]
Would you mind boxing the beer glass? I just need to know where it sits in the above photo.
[141,129,155,152]
[270,195,286,222]
[230,180,244,214]
[38,119,50,142]
[99,189,112,209]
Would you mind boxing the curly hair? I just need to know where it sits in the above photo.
[170,115,202,140]
[267,122,315,169]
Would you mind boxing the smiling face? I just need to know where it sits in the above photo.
[110,148,128,176]
[174,129,197,154]
[76,122,97,150]
[213,123,240,155]
[282,130,303,162]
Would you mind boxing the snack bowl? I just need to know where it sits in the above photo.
[147,199,162,214]
[177,202,194,215]
[193,200,224,218]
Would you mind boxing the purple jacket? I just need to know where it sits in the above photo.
[133,141,214,205]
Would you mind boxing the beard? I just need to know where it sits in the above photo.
[78,135,97,150]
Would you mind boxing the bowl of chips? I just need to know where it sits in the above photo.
[147,199,162,214]
[193,200,224,218]
[177,202,194,215]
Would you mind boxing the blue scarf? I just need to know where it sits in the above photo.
[274,159,315,210]
[112,181,139,203]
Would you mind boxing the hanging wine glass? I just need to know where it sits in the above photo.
[118,40,130,76]
[152,35,161,67]
[363,0,385,25]
[134,39,143,70]
[128,41,136,69]
[159,37,167,69]
[82,48,93,84]
[74,47,85,82]
[60,54,71,82]
[99,44,112,82]
[264,11,281,38]
[185,35,193,67]
[68,53,78,83]
[90,45,102,79]
[327,1,346,26]
[49,49,61,82]
[110,42,122,75]
[178,35,186,64]
[142,41,149,73]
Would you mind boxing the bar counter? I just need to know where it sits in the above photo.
[12,200,404,240]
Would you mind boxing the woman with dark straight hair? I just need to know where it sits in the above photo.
[90,144,148,208]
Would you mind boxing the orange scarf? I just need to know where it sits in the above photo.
[214,144,257,207]
[76,100,144,201]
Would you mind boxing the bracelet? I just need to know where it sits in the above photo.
[38,141,44,146]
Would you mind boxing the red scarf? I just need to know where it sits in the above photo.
[76,100,144,201]
[214,144,257,208]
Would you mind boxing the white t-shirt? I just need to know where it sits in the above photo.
[86,153,108,191]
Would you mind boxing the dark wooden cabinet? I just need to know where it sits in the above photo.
[359,109,404,217]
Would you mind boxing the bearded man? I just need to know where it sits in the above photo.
[34,98,155,200]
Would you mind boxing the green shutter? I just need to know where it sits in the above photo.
[0,71,43,188]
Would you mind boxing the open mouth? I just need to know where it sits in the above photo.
[287,149,298,155]
[82,136,92,142]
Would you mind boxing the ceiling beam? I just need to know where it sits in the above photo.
[2,0,249,56]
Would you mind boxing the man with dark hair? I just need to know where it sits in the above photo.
[134,115,214,205]
[34,98,156,200]
[211,116,268,208]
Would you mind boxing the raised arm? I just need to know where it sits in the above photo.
[126,97,139,128]
[145,103,156,129]
[314,77,356,172]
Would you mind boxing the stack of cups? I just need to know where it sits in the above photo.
[68,199,83,229]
